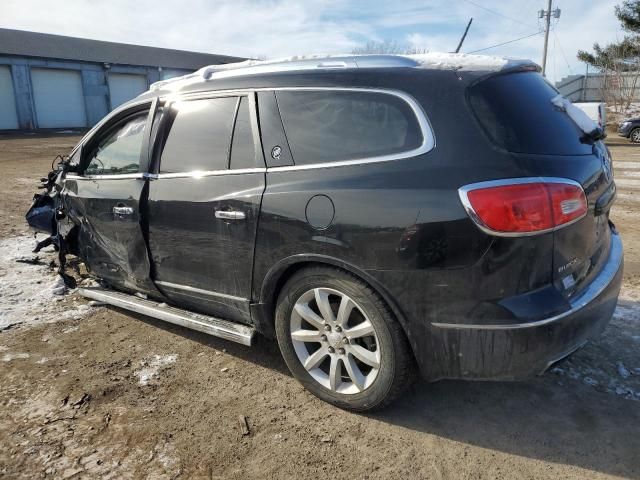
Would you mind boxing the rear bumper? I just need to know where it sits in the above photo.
[426,232,623,380]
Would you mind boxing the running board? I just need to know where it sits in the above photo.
[78,287,255,346]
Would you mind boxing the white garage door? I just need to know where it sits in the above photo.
[0,66,19,129]
[31,68,86,128]
[108,74,147,109]
[161,69,188,80]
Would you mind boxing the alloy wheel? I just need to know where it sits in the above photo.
[290,287,381,394]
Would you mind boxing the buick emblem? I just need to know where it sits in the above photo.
[271,146,282,160]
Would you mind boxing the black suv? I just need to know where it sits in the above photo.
[28,54,623,411]
[618,117,640,142]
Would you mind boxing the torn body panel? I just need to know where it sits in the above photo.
[62,175,162,297]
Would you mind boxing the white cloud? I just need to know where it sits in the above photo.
[0,0,625,82]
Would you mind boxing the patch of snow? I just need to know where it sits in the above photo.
[405,52,530,71]
[134,354,177,386]
[550,297,640,401]
[583,376,599,386]
[551,94,599,135]
[2,352,30,362]
[617,361,631,379]
[0,235,92,331]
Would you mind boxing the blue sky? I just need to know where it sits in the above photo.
[0,0,625,83]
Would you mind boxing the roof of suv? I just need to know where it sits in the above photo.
[138,52,539,99]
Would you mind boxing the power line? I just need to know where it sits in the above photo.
[552,28,573,75]
[467,30,544,54]
[459,0,537,29]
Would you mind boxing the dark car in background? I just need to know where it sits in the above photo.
[27,54,623,411]
[618,117,640,142]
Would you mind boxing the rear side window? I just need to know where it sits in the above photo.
[468,72,592,155]
[275,90,423,165]
[160,97,236,173]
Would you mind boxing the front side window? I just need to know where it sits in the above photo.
[85,113,147,175]
[160,97,237,173]
[275,90,423,166]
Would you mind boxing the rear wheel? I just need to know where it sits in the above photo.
[631,127,640,143]
[274,266,413,411]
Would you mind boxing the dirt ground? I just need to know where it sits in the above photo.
[0,132,639,480]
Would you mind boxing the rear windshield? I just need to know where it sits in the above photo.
[468,71,592,155]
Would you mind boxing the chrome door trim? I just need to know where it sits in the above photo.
[155,280,248,303]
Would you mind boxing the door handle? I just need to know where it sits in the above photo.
[215,210,246,220]
[113,205,134,216]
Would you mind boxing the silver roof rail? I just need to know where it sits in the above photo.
[148,53,536,93]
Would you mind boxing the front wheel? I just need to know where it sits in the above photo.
[275,267,413,411]
[631,127,640,143]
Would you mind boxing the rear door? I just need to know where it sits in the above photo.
[147,93,265,323]
[63,101,159,294]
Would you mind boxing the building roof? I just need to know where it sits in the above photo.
[0,28,245,69]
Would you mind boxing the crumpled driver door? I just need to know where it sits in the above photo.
[62,99,161,296]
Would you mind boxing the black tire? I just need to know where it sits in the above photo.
[274,266,413,411]
[631,127,640,143]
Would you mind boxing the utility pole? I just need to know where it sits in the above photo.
[539,1,561,77]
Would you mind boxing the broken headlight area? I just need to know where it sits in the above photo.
[25,155,79,288]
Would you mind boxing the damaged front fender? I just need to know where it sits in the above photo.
[25,156,79,287]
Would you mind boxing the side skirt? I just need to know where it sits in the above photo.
[79,287,255,346]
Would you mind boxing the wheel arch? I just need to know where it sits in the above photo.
[254,255,417,352]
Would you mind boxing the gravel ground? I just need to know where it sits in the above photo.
[0,132,639,479]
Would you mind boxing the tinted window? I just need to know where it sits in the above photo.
[468,72,592,155]
[85,113,147,175]
[275,90,422,165]
[230,97,257,169]
[160,97,237,173]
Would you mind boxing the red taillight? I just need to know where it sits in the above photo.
[460,179,587,235]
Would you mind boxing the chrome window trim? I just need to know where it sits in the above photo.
[153,167,266,179]
[155,280,247,303]
[66,168,267,181]
[71,86,435,177]
[68,98,155,158]
[432,232,623,330]
[66,173,147,181]
[265,87,435,171]
[164,87,435,172]
[458,177,588,238]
